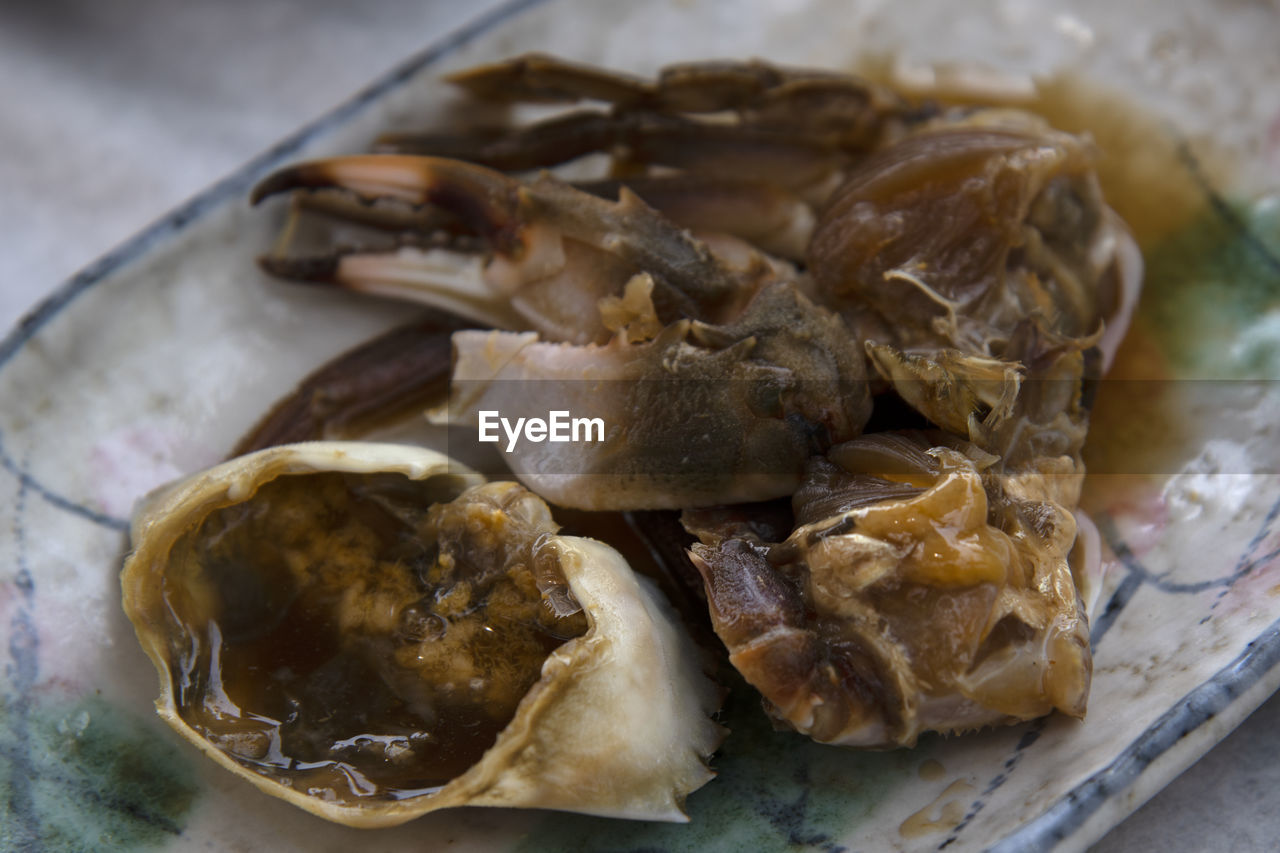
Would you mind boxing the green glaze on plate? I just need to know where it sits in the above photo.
[517,679,927,853]
[0,695,197,851]
[1140,200,1280,378]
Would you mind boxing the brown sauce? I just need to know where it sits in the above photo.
[899,779,975,838]
[161,472,585,803]
[853,63,1236,502]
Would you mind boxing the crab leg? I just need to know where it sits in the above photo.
[230,312,468,456]
[375,110,625,172]
[575,176,815,261]
[444,53,653,106]
[370,56,904,203]
[253,154,752,342]
[376,110,850,190]
[447,53,903,130]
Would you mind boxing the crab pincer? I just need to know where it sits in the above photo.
[251,154,744,343]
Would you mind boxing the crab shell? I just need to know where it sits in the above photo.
[121,441,723,827]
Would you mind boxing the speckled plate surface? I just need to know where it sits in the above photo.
[3,0,1280,850]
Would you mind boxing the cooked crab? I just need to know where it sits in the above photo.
[249,154,874,507]
[685,431,1094,747]
[810,109,1142,466]
[121,442,723,826]
[236,55,1142,747]
[249,55,1136,472]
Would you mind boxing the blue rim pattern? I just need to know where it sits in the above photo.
[991,612,1280,851]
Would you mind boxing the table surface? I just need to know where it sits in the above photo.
[2,2,1277,850]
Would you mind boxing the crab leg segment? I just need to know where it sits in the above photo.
[447,53,903,128]
[445,53,653,106]
[251,155,526,253]
[230,313,469,456]
[377,111,848,191]
[253,155,746,341]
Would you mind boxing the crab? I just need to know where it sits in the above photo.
[239,54,1140,749]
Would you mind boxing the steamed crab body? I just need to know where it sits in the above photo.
[250,56,1138,473]
[243,55,1143,745]
[250,152,875,509]
[809,110,1143,467]
[685,432,1094,747]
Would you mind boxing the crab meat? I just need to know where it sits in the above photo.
[810,112,1136,357]
[809,111,1142,464]
[685,432,1090,747]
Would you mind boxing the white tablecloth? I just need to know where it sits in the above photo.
[3,2,1275,849]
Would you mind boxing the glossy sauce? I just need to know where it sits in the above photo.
[851,65,1234,516]
[898,779,975,838]
[162,472,585,804]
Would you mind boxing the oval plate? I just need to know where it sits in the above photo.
[2,0,1279,850]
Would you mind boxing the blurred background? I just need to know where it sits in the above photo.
[1,1,1277,850]
[0,0,506,328]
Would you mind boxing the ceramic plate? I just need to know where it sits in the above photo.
[3,0,1280,850]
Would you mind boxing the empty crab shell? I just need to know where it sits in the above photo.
[121,441,723,827]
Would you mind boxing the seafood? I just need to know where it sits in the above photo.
[447,279,870,508]
[685,432,1092,747]
[249,56,1138,477]
[810,110,1142,466]
[209,55,1141,761]
[380,52,909,212]
[121,442,723,826]
[251,153,874,507]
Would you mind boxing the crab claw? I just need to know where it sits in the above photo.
[251,155,528,253]
[253,154,748,344]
